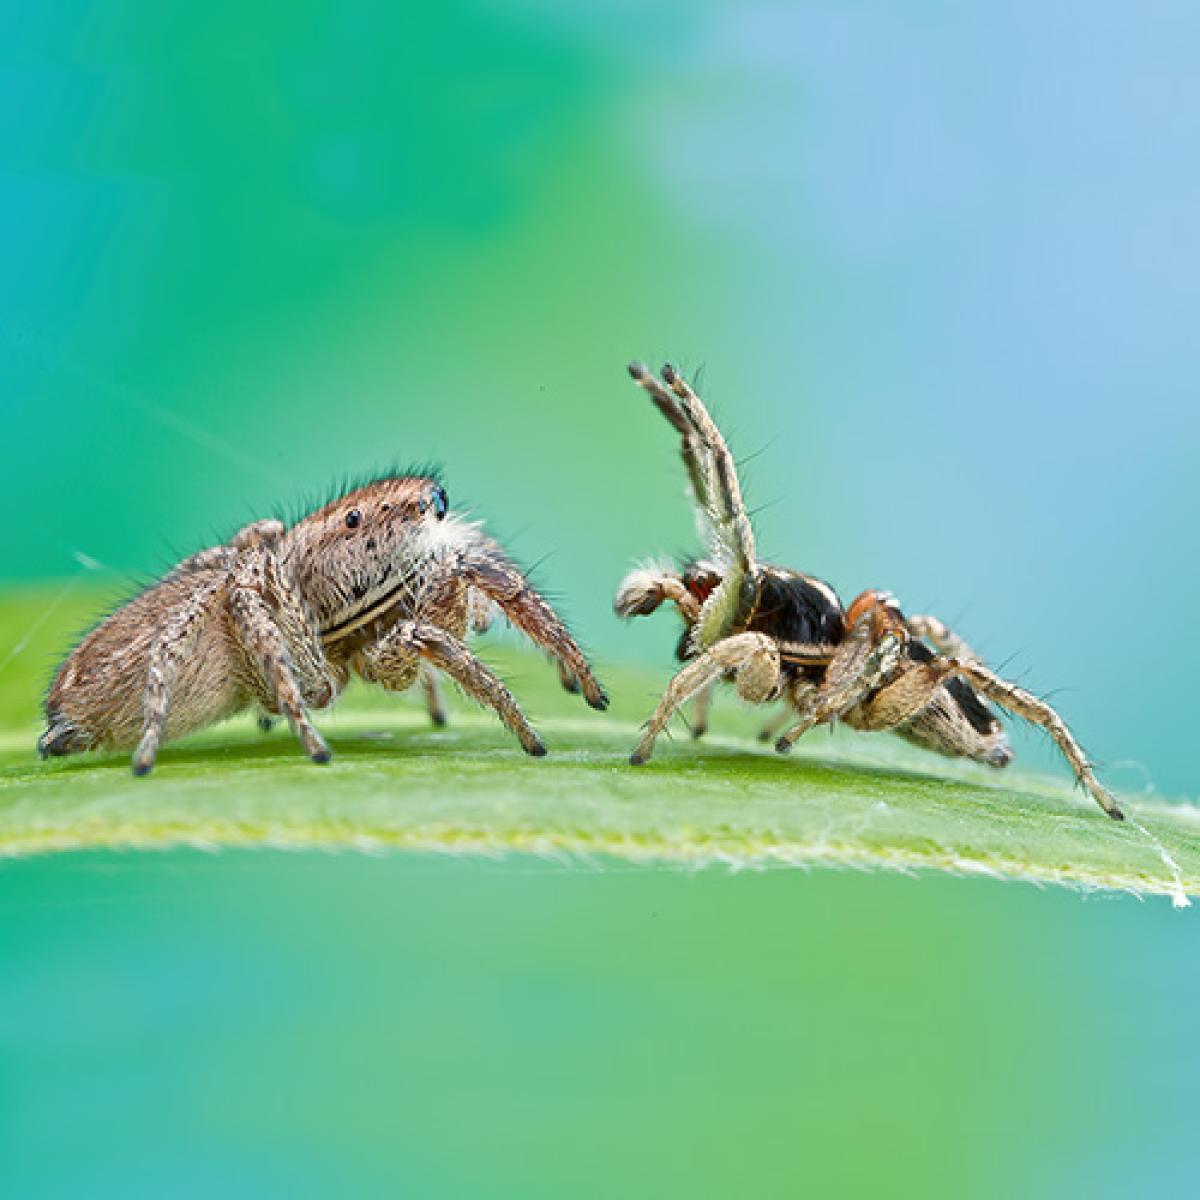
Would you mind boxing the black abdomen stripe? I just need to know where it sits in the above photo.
[751,569,845,645]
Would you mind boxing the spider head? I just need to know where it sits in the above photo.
[289,474,471,636]
[685,559,762,628]
[315,475,449,542]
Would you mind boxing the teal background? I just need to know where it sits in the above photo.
[2,2,1198,1196]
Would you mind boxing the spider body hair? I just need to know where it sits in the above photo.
[41,473,606,773]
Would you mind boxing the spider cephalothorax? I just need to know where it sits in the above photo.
[614,362,1122,820]
[41,472,607,774]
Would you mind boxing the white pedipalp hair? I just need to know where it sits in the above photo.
[320,510,487,643]
[412,510,486,561]
[614,558,679,619]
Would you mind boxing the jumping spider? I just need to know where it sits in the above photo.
[614,362,1123,821]
[40,474,607,774]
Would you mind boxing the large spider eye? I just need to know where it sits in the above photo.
[430,485,448,521]
[345,509,362,529]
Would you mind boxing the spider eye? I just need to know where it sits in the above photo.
[430,485,448,521]
[345,509,362,529]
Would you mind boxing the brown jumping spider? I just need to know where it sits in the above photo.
[614,362,1123,821]
[40,474,607,774]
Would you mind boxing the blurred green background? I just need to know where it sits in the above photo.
[2,2,1198,1196]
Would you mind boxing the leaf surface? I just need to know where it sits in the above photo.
[2,588,1196,902]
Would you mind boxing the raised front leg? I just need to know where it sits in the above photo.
[630,632,781,765]
[628,363,758,651]
[357,620,546,756]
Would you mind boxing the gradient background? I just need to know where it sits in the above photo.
[2,2,1198,1196]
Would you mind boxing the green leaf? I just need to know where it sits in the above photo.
[2,586,1197,902]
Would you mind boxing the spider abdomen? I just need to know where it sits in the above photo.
[41,573,252,754]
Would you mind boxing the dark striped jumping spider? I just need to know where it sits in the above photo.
[614,362,1123,821]
[40,474,607,774]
